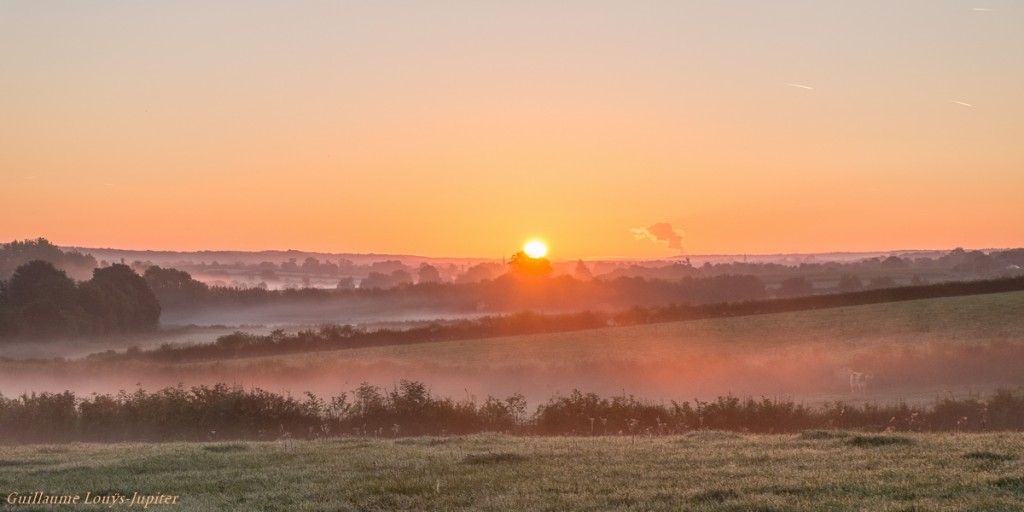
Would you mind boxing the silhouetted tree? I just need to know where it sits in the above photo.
[5,260,84,337]
[417,264,442,284]
[370,260,409,274]
[0,238,97,281]
[302,257,321,274]
[143,266,209,308]
[0,280,10,337]
[507,252,553,277]
[881,256,907,268]
[8,261,75,306]
[954,251,994,274]
[337,258,357,274]
[456,263,504,283]
[390,269,413,287]
[360,272,393,290]
[80,264,160,333]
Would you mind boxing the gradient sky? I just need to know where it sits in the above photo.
[2,1,1022,259]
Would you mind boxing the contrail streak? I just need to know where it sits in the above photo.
[786,83,814,90]
[952,101,973,107]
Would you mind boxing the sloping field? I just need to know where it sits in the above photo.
[272,288,1024,366]
[206,290,1024,403]
[3,433,1024,511]
[3,292,1024,405]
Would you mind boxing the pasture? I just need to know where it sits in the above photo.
[2,291,1024,405]
[3,433,1024,511]
[189,290,1024,405]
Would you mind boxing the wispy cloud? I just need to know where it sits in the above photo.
[971,8,994,11]
[632,222,685,253]
[786,83,814,90]
[952,100,973,107]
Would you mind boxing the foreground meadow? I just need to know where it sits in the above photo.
[3,433,1023,511]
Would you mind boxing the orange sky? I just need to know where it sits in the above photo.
[2,2,1023,259]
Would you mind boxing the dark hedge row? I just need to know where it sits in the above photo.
[2,382,1022,444]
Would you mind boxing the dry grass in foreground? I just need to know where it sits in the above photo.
[3,433,1023,511]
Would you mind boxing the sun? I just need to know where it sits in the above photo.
[523,240,548,259]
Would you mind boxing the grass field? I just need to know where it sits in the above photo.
[3,291,1024,405]
[4,294,1024,510]
[159,290,1024,404]
[264,288,1024,366]
[3,433,1024,511]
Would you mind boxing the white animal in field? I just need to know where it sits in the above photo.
[838,368,873,395]
[848,371,873,395]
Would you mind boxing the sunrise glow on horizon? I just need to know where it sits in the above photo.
[524,241,548,259]
[3,1,1023,259]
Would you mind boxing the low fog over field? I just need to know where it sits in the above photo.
[4,239,1024,409]
[158,300,489,329]
[3,292,1023,407]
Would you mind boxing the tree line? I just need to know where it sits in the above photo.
[142,252,1024,317]
[0,238,97,282]
[0,260,160,339]
[116,246,1024,291]
[143,264,771,314]
[4,237,1023,342]
[2,381,1022,444]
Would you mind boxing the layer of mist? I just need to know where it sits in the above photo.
[4,337,1022,409]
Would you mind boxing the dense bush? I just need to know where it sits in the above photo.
[2,383,1023,444]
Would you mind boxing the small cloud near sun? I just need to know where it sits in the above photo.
[632,222,685,253]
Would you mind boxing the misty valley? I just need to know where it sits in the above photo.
[7,3,1024,509]
[2,238,1024,418]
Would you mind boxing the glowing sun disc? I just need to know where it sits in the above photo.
[524,240,548,258]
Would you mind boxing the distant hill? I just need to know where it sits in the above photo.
[62,247,497,267]
[673,249,991,266]
[65,245,1007,267]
